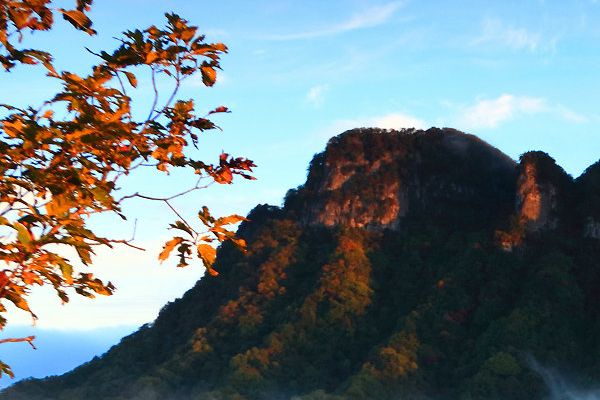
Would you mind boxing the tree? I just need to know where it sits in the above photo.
[0,0,255,377]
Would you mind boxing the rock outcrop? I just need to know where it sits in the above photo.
[515,151,572,232]
[287,127,517,231]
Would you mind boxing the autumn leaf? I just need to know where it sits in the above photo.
[58,260,74,285]
[0,361,14,379]
[214,167,233,184]
[197,243,216,268]
[169,221,194,236]
[145,51,159,64]
[13,223,31,246]
[60,9,96,35]
[216,214,246,226]
[200,64,217,86]
[159,237,184,262]
[208,106,230,115]
[123,71,137,88]
[0,5,255,378]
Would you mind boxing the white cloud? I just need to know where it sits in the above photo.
[370,113,427,130]
[556,105,588,123]
[266,2,403,40]
[460,94,546,129]
[8,238,206,330]
[306,84,328,107]
[456,94,587,129]
[472,19,543,51]
[320,112,427,142]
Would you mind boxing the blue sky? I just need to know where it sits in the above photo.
[1,0,600,383]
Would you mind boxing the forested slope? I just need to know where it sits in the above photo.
[4,128,600,400]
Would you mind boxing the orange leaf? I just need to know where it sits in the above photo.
[60,9,96,34]
[197,243,216,267]
[159,237,184,262]
[216,214,246,226]
[200,65,217,86]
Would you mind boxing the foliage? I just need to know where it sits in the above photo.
[0,0,254,377]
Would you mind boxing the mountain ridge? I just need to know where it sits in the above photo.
[3,127,600,400]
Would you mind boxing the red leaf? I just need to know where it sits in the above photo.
[208,106,230,115]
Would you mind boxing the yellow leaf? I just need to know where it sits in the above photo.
[13,222,31,246]
[58,260,74,285]
[6,291,31,314]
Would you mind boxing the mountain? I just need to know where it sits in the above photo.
[3,127,600,400]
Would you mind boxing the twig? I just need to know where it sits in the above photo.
[165,199,197,235]
[116,181,212,203]
[146,67,159,121]
[114,71,127,97]
[0,336,36,350]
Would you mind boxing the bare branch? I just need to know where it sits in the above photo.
[0,336,36,350]
[116,181,213,203]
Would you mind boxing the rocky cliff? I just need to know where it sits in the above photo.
[515,151,573,233]
[287,128,517,231]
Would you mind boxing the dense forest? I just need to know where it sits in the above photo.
[3,128,600,400]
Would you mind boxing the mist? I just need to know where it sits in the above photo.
[528,356,600,400]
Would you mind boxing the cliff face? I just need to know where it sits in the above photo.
[4,128,600,400]
[289,127,517,231]
[515,151,572,232]
[295,129,410,230]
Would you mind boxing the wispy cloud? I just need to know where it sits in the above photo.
[306,84,328,107]
[460,94,545,129]
[471,19,547,51]
[555,105,588,123]
[320,112,427,142]
[265,2,403,41]
[456,94,587,129]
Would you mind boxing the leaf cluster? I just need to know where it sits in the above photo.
[0,1,255,377]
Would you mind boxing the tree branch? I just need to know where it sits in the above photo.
[0,336,36,350]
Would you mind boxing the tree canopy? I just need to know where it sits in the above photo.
[0,0,254,377]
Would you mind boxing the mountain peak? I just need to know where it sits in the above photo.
[287,127,516,230]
